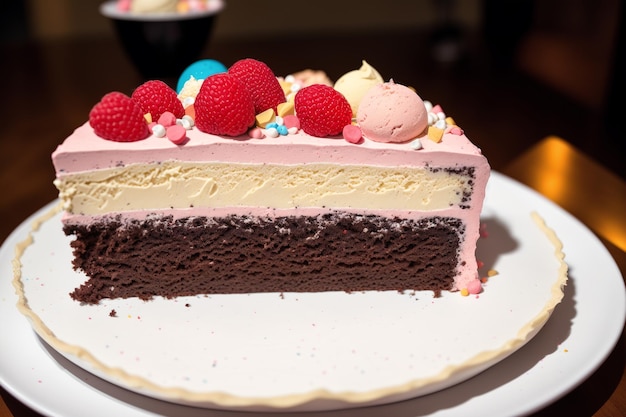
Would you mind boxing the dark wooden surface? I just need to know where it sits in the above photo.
[1,33,624,417]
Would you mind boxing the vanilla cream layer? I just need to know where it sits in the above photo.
[55,162,477,216]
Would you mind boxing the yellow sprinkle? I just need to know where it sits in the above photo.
[255,108,275,127]
[445,116,456,126]
[143,113,152,124]
[427,126,444,143]
[564,349,569,352]
[279,80,292,96]
[487,269,499,277]
[460,288,469,297]
[277,101,294,117]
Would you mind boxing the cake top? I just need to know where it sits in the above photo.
[53,59,487,174]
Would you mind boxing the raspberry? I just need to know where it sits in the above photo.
[194,73,255,136]
[131,80,185,121]
[228,58,285,114]
[88,92,150,142]
[294,84,352,137]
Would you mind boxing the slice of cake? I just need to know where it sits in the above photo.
[52,59,490,304]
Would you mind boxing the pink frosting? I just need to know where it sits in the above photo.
[52,122,486,175]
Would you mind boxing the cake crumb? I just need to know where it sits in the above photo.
[109,309,117,317]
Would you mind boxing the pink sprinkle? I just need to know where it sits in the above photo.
[448,126,463,135]
[158,111,177,127]
[467,279,483,294]
[343,124,362,144]
[166,125,187,145]
[432,104,443,113]
[248,127,264,139]
[282,115,300,130]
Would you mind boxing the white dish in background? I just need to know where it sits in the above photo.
[0,172,624,416]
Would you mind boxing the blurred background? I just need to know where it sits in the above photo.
[1,3,625,416]
[1,0,624,179]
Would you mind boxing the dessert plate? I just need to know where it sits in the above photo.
[1,172,623,416]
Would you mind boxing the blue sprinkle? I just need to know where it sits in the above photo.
[277,125,289,135]
[266,122,279,129]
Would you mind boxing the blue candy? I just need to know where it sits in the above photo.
[176,59,228,93]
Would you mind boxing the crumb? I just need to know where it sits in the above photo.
[185,303,190,307]
[109,309,117,317]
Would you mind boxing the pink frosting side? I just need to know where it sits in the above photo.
[52,122,487,175]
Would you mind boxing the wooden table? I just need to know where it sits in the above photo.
[1,36,624,417]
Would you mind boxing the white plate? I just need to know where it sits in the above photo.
[1,172,623,416]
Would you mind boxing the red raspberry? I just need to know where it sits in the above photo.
[88,92,150,142]
[228,58,285,114]
[194,73,255,136]
[294,84,352,137]
[131,80,185,121]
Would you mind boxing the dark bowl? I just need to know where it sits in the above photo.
[100,0,224,80]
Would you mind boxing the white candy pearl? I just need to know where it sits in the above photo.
[266,127,279,138]
[182,115,195,127]
[152,124,166,138]
[410,139,423,150]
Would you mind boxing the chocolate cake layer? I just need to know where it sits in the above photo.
[65,213,463,304]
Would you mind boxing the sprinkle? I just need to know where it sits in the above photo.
[158,111,177,127]
[277,124,289,136]
[487,269,499,277]
[282,114,300,130]
[151,124,166,138]
[277,101,295,117]
[255,108,276,127]
[166,124,187,144]
[467,279,483,294]
[343,124,362,144]
[248,127,264,139]
[410,139,423,150]
[460,288,469,296]
[266,127,279,138]
[427,126,444,142]
[423,100,433,112]
[176,118,192,130]
[182,114,195,127]
[434,119,447,130]
[447,126,464,135]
